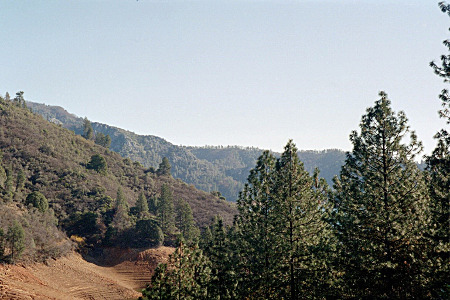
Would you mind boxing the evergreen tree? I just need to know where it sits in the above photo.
[272,140,332,300]
[148,195,158,215]
[426,3,450,295]
[25,191,49,213]
[157,184,175,238]
[331,92,431,299]
[136,191,150,219]
[16,169,25,192]
[203,217,238,300]
[157,157,171,176]
[174,198,198,244]
[111,187,131,231]
[13,91,24,107]
[235,143,333,300]
[0,228,6,260]
[82,117,94,140]
[235,150,278,299]
[86,154,108,175]
[141,240,211,300]
[94,132,111,148]
[7,220,25,262]
[135,219,164,247]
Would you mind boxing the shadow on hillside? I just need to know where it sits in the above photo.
[80,246,174,268]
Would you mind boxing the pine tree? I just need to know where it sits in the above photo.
[235,143,333,300]
[201,217,238,300]
[272,140,332,300]
[94,132,111,148]
[426,3,450,295]
[82,117,94,140]
[0,228,6,261]
[157,184,175,238]
[235,150,278,299]
[13,91,24,107]
[111,187,131,231]
[174,198,198,244]
[7,220,25,262]
[157,157,171,176]
[148,195,158,214]
[141,240,211,300]
[16,169,25,192]
[86,154,108,175]
[136,191,150,219]
[331,92,430,299]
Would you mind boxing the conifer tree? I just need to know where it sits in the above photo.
[82,117,94,140]
[235,150,278,299]
[157,184,175,238]
[16,169,25,192]
[136,191,149,219]
[272,140,332,300]
[235,143,333,300]
[202,217,238,299]
[426,3,450,295]
[7,220,25,262]
[111,187,131,231]
[26,191,49,213]
[331,92,430,299]
[157,157,171,176]
[0,228,6,260]
[141,240,211,300]
[174,198,199,244]
[148,195,158,214]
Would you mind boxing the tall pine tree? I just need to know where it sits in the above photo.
[235,142,333,300]
[157,184,175,239]
[331,92,430,299]
[235,150,278,299]
[272,140,332,300]
[426,2,450,295]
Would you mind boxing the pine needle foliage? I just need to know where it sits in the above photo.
[331,92,431,299]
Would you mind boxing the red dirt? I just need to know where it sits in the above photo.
[0,247,174,300]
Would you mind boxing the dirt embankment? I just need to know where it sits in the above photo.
[0,247,174,300]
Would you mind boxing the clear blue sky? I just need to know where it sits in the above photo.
[0,0,448,154]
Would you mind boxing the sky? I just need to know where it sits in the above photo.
[0,0,448,155]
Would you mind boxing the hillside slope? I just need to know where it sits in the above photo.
[0,97,236,264]
[27,101,346,201]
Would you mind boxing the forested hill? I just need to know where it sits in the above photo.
[0,97,236,262]
[27,101,347,201]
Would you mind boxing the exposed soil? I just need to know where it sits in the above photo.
[0,247,174,300]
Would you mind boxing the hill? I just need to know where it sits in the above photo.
[27,101,347,201]
[0,96,236,263]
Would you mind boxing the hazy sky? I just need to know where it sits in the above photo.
[1,0,448,154]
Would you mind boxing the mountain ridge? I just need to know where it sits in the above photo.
[27,101,347,201]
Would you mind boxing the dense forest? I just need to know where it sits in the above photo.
[27,101,347,201]
[138,5,449,299]
[0,95,236,263]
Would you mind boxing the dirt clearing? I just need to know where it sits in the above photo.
[0,247,174,300]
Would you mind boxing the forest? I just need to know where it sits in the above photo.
[0,2,448,300]
[139,4,449,299]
